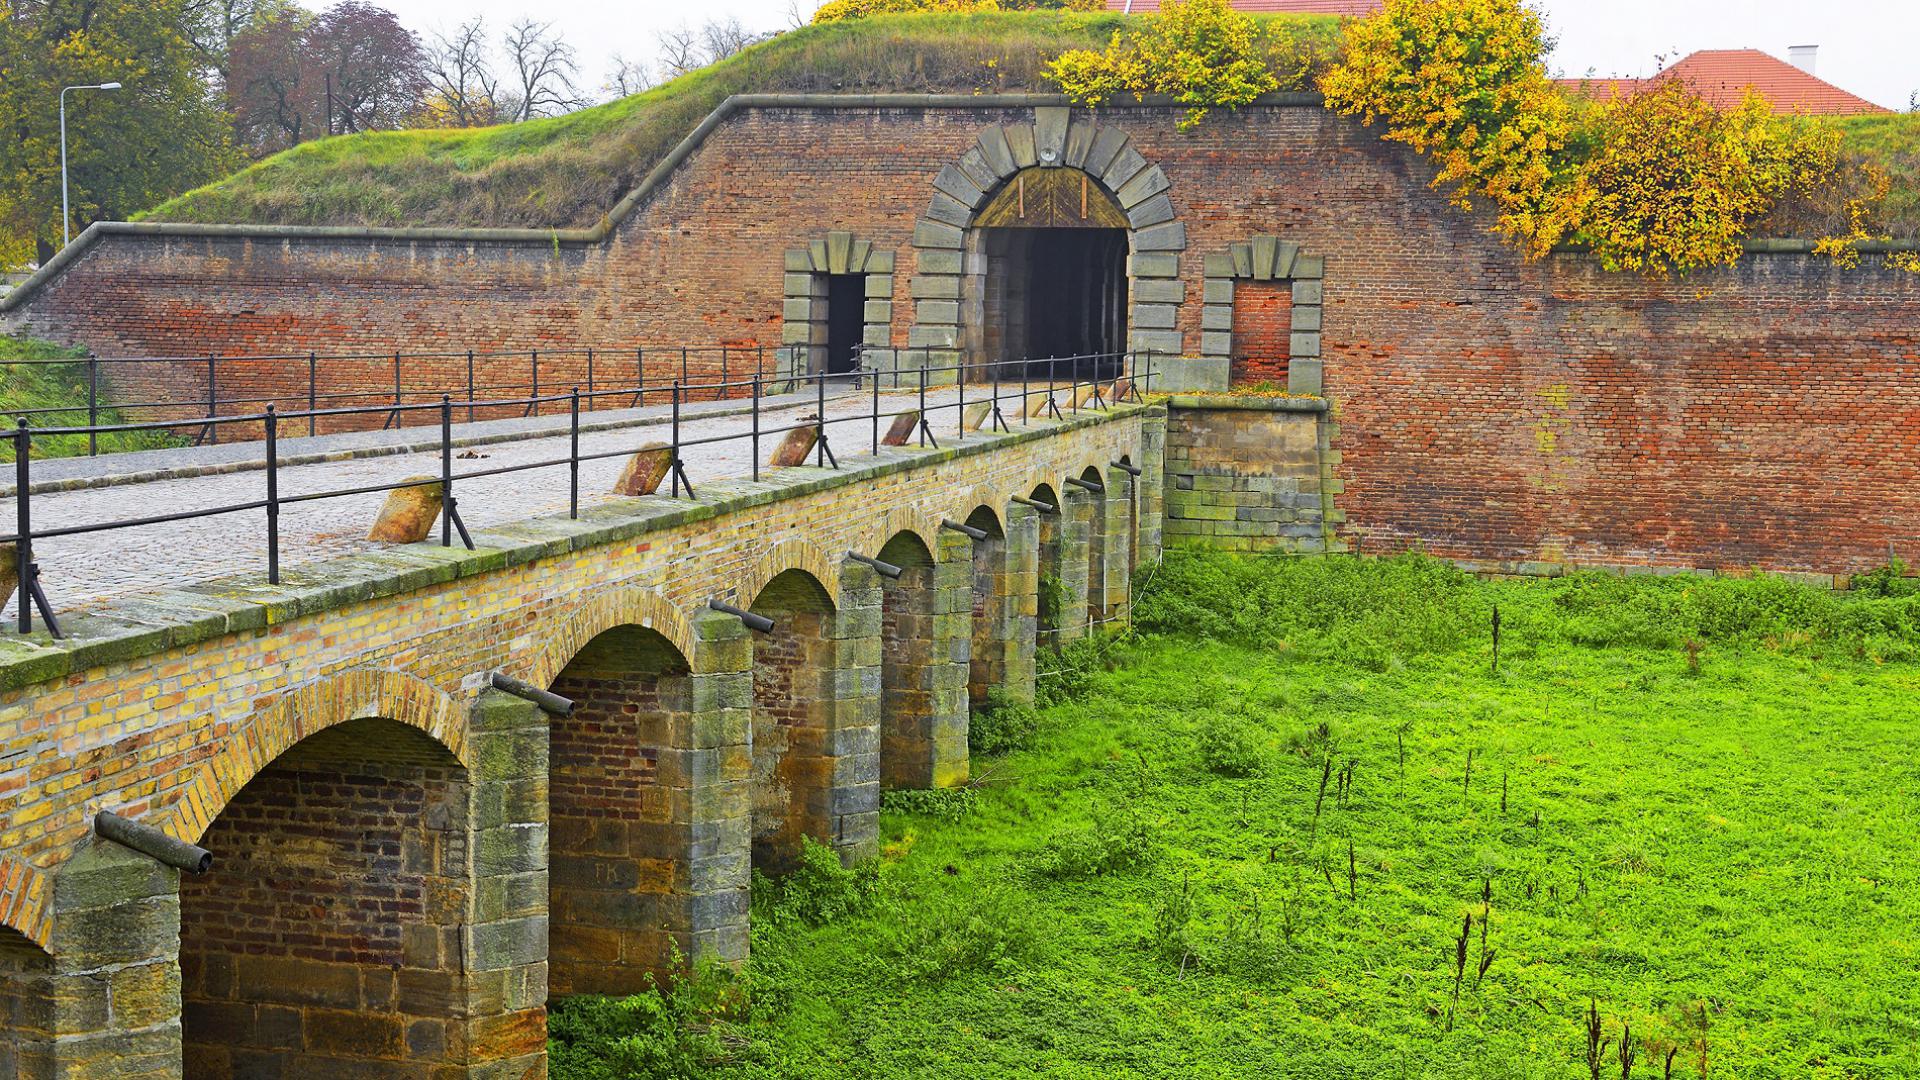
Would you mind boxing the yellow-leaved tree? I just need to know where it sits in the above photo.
[1044,0,1287,130]
[1319,0,1573,257]
[1564,81,1842,278]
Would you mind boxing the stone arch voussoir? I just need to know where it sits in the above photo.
[528,585,700,684]
[909,106,1188,371]
[735,537,839,614]
[860,506,943,567]
[169,668,469,844]
[0,857,52,950]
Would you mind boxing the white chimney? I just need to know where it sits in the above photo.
[1789,45,1818,75]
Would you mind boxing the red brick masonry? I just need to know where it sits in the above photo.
[5,96,1916,576]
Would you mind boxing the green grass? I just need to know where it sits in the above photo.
[549,552,1920,1079]
[1838,113,1920,242]
[140,11,1340,231]
[0,335,180,458]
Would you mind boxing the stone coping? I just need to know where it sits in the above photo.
[0,402,1159,693]
[7,89,1902,315]
[1164,393,1329,413]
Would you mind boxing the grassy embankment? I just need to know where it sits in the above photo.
[550,552,1920,1080]
[0,335,179,459]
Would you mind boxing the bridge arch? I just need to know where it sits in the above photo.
[733,537,838,615]
[529,584,699,683]
[170,668,468,844]
[179,712,474,1076]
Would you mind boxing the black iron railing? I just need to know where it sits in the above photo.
[2,351,1159,638]
[0,344,784,452]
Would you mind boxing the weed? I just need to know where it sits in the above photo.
[752,837,879,927]
[969,685,1040,755]
[881,786,978,823]
[1029,799,1156,879]
[879,881,1033,985]
[1195,712,1265,777]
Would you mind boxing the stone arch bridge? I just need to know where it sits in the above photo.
[0,400,1164,1079]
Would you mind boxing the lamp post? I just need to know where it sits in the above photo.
[60,81,121,248]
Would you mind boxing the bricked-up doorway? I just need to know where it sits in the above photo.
[876,531,967,790]
[825,273,866,375]
[748,569,843,873]
[0,928,51,1077]
[179,718,471,1078]
[547,625,695,995]
[1230,279,1293,385]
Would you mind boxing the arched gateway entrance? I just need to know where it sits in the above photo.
[910,108,1187,385]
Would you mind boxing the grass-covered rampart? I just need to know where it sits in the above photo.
[547,552,1920,1079]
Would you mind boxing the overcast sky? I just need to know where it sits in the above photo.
[378,0,1919,112]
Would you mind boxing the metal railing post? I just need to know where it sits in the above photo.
[467,349,477,423]
[586,348,595,414]
[720,345,729,399]
[872,364,881,454]
[569,387,580,519]
[441,396,453,547]
[265,405,280,584]
[390,350,402,428]
[957,360,966,439]
[308,352,319,436]
[636,347,645,408]
[670,380,682,497]
[751,374,762,482]
[206,354,218,444]
[816,369,827,466]
[529,350,540,418]
[11,419,58,638]
[85,355,98,456]
[14,420,31,633]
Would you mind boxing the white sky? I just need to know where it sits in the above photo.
[378,0,1919,112]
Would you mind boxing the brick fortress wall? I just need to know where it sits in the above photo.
[7,99,1917,575]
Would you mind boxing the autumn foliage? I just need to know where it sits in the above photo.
[1044,0,1338,130]
[1318,0,1887,278]
[815,0,1101,22]
[1320,0,1572,257]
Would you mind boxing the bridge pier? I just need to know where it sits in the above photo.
[969,502,1039,705]
[1097,463,1136,629]
[877,530,974,790]
[747,564,881,873]
[1050,485,1096,646]
[43,839,181,1079]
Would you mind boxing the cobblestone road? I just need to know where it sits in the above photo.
[1,382,1058,621]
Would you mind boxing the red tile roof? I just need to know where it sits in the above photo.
[1556,49,1888,115]
[1105,0,1382,14]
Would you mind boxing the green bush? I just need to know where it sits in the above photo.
[1195,712,1264,777]
[879,882,1035,984]
[546,961,748,1080]
[1036,636,1108,707]
[1030,800,1157,879]
[969,686,1041,755]
[752,837,880,927]
[881,785,979,822]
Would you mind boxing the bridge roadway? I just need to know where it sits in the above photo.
[3,381,1001,621]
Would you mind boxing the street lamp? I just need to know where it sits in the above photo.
[60,81,122,248]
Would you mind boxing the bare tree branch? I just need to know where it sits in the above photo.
[502,17,581,122]
[601,53,653,101]
[656,24,702,80]
[428,18,503,126]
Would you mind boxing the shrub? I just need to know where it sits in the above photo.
[1030,800,1158,879]
[1562,81,1843,277]
[1046,0,1290,129]
[546,960,748,1080]
[879,882,1035,983]
[1036,635,1110,707]
[881,785,980,822]
[752,837,880,926]
[1195,712,1264,777]
[1320,0,1574,256]
[970,685,1041,755]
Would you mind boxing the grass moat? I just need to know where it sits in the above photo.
[551,552,1920,1079]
